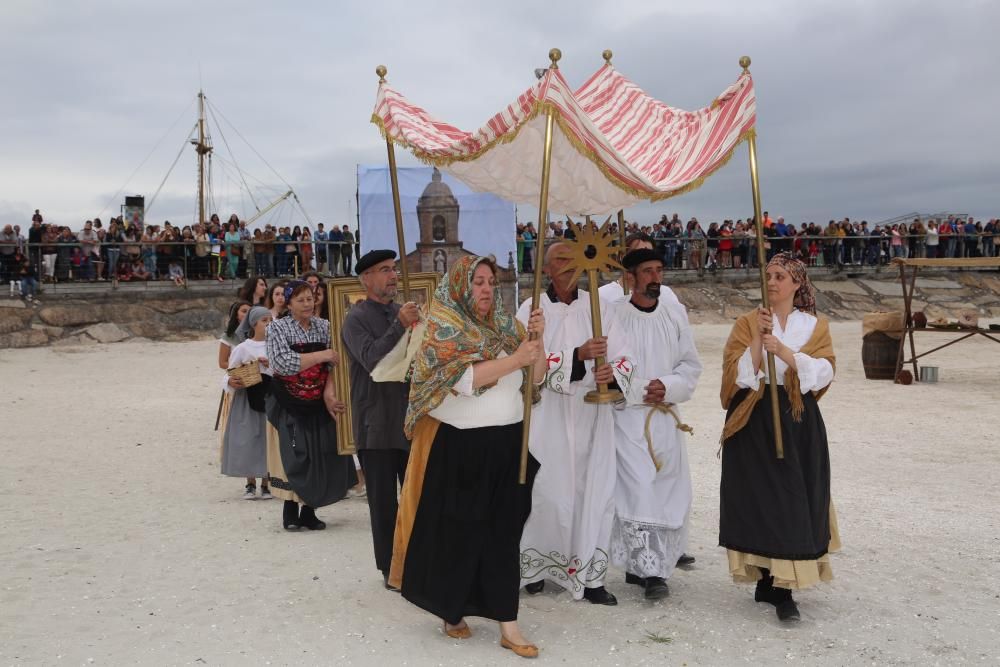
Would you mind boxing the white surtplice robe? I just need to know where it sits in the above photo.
[607,295,702,581]
[517,290,635,598]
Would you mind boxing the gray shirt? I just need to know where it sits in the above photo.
[341,298,410,452]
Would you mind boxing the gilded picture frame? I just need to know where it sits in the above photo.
[327,271,439,455]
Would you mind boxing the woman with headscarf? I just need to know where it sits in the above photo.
[719,252,839,622]
[221,306,273,499]
[265,280,356,531]
[389,256,547,659]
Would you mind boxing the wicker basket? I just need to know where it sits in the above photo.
[228,360,262,387]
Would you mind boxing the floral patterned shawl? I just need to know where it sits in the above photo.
[404,255,525,437]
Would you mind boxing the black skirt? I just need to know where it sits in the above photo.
[265,394,356,508]
[402,421,539,625]
[719,387,831,560]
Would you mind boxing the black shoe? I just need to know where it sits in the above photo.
[676,553,696,567]
[298,505,326,531]
[525,580,545,594]
[776,598,801,622]
[624,572,646,587]
[583,586,618,606]
[382,572,399,592]
[644,577,670,600]
[282,500,300,531]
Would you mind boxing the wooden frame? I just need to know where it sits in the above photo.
[893,257,1000,382]
[327,271,439,454]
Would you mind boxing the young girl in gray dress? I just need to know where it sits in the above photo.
[221,306,273,499]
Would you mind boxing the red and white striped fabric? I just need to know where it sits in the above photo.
[372,64,755,215]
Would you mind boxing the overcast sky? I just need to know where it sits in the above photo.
[2,0,996,231]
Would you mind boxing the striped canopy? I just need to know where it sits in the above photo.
[372,61,756,216]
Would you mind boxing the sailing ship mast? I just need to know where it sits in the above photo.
[192,90,213,227]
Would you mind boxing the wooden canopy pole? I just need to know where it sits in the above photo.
[617,209,628,295]
[741,55,784,459]
[519,48,560,484]
[376,65,411,302]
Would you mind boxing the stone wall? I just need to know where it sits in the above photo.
[0,292,232,348]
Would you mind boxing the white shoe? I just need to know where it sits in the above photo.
[242,485,256,500]
[259,487,273,500]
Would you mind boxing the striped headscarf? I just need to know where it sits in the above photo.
[767,251,816,315]
[404,255,525,438]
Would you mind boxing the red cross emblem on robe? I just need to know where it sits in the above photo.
[546,353,561,368]
[615,358,631,374]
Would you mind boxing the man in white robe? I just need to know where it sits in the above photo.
[600,233,698,571]
[608,248,702,599]
[516,242,635,606]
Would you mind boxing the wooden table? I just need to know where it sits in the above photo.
[893,257,1000,382]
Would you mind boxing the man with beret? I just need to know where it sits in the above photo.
[607,248,702,600]
[341,249,419,589]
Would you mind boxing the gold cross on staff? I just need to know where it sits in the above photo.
[560,214,624,405]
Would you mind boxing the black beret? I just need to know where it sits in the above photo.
[356,249,397,274]
[622,248,663,271]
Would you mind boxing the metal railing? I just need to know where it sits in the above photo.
[0,240,363,293]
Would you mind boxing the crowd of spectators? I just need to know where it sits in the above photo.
[0,210,363,295]
[4,208,997,301]
[515,213,999,273]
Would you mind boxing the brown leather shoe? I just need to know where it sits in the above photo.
[443,621,472,639]
[500,636,539,658]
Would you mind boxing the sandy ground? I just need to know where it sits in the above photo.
[2,321,1000,666]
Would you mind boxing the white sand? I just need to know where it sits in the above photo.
[2,322,999,666]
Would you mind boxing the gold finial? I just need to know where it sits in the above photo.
[549,48,562,69]
[602,49,613,65]
[739,56,751,72]
[376,65,387,83]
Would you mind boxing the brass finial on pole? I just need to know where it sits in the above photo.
[548,48,562,69]
[741,55,783,459]
[376,63,410,300]
[602,49,613,66]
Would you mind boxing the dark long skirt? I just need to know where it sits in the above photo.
[402,421,539,625]
[719,387,831,560]
[265,394,356,508]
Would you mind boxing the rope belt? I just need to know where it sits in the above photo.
[643,403,694,472]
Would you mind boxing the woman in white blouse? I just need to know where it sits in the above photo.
[390,256,547,659]
[719,252,839,623]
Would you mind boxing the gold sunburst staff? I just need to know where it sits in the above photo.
[741,55,783,459]
[562,215,624,404]
[376,64,411,302]
[519,47,560,484]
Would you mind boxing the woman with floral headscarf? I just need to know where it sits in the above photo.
[719,252,839,623]
[389,256,548,659]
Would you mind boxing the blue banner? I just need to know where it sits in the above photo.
[357,165,517,270]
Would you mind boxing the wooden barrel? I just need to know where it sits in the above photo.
[861,331,899,380]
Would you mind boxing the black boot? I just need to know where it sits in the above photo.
[525,580,545,594]
[282,500,300,531]
[754,569,777,604]
[676,553,696,567]
[643,577,669,600]
[625,572,646,587]
[583,586,618,606]
[298,505,326,531]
